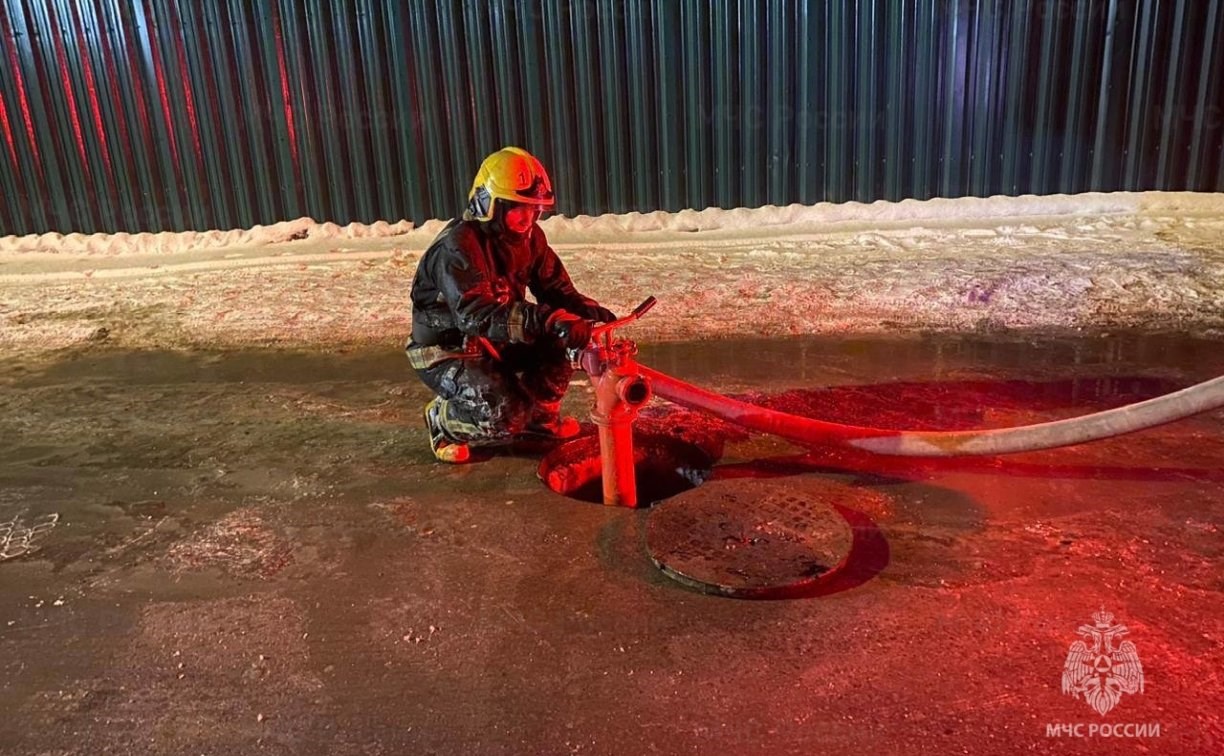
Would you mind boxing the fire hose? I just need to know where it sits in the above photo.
[640,366,1224,457]
[578,297,1224,506]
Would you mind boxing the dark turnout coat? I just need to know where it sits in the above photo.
[409,218,602,350]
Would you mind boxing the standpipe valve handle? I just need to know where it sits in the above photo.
[591,296,658,341]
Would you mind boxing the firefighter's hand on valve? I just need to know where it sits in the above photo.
[582,303,618,323]
[546,310,593,349]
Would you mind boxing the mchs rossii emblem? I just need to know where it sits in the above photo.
[1061,608,1145,715]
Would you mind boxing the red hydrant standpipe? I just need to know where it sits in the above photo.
[579,298,657,508]
[587,343,652,507]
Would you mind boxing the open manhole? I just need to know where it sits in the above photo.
[646,478,860,598]
[538,433,716,506]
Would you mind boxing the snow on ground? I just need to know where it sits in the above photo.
[1,191,1223,356]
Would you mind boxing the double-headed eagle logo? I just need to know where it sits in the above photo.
[1061,608,1145,715]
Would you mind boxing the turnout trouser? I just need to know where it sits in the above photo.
[410,340,575,446]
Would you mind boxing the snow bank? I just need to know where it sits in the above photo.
[544,192,1150,236]
[5,191,1223,256]
[0,217,433,256]
[2,190,1223,356]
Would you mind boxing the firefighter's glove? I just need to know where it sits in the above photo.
[546,310,593,350]
[582,304,618,324]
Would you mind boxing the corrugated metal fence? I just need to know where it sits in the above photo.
[1,0,1222,235]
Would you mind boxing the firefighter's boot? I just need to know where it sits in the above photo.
[424,398,472,463]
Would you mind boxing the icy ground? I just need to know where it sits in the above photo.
[2,191,1223,355]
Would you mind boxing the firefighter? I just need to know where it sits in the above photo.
[407,146,617,463]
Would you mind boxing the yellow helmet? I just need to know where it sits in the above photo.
[466,146,555,222]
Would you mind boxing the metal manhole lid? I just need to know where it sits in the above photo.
[645,478,859,598]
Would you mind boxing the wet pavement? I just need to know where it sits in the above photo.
[0,332,1222,755]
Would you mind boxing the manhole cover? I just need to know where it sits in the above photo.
[646,479,858,597]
